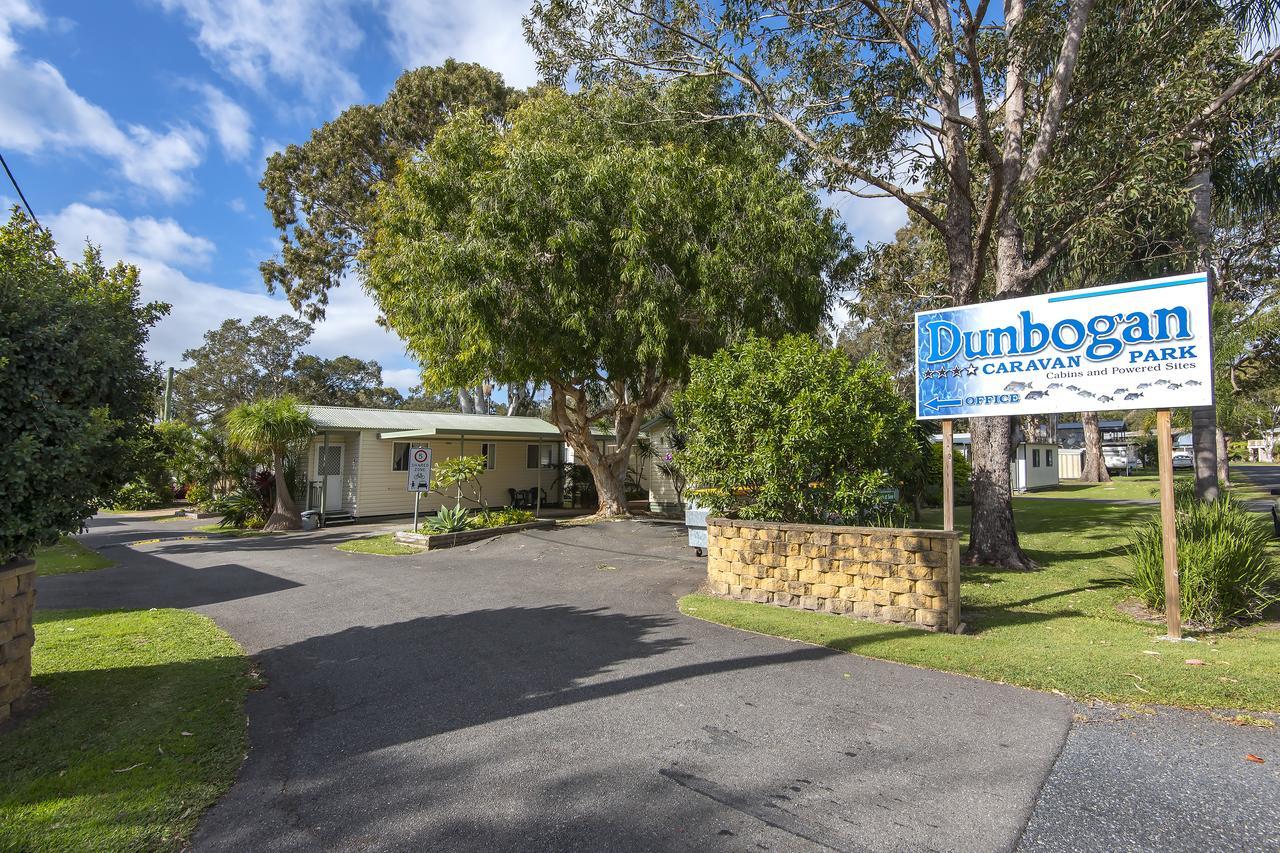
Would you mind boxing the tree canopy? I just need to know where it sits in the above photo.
[364,85,848,514]
[171,315,403,421]
[261,60,521,320]
[0,210,166,560]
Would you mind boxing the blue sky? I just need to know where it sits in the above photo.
[1,0,905,392]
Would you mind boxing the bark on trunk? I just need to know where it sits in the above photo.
[1216,427,1230,486]
[965,416,1038,570]
[263,449,302,531]
[1188,154,1220,501]
[1079,411,1112,482]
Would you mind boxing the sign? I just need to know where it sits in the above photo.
[915,273,1214,420]
[407,446,432,492]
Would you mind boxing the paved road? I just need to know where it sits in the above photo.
[38,515,1278,851]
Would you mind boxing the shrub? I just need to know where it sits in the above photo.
[922,443,973,507]
[1126,493,1278,628]
[1,212,164,560]
[673,335,920,525]
[210,491,267,529]
[421,505,469,534]
[470,508,536,529]
[112,480,166,511]
[185,483,213,509]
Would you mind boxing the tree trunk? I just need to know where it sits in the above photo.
[263,449,302,531]
[1188,151,1220,501]
[547,381,643,518]
[1216,427,1230,487]
[1079,411,1111,482]
[965,416,1038,570]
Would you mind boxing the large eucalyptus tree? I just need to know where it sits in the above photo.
[528,0,1280,566]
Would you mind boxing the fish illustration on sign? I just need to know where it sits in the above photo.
[1154,379,1170,385]
[1137,383,1152,389]
[1167,383,1182,390]
[1185,380,1202,386]
[1097,395,1114,403]
[1113,388,1129,395]
[1124,392,1144,400]
[1079,391,1095,398]
[1047,383,1063,390]
[1004,381,1033,392]
[1066,385,1080,391]
[1025,390,1049,400]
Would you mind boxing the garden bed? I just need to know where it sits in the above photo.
[394,519,557,550]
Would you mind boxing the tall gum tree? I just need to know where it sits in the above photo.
[527,0,1280,567]
[362,86,845,515]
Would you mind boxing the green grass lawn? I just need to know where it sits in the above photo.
[1023,471,1195,501]
[681,498,1280,711]
[33,538,113,576]
[336,533,425,556]
[0,609,255,851]
[192,523,274,537]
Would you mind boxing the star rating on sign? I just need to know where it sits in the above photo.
[965,363,978,376]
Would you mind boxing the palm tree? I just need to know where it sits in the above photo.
[225,396,315,531]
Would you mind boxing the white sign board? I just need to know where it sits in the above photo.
[914,273,1214,420]
[407,446,432,492]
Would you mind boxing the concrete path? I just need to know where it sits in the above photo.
[38,515,1278,851]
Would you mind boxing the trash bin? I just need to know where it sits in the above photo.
[300,511,319,531]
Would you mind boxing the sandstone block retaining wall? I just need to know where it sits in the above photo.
[706,519,960,631]
[0,558,37,724]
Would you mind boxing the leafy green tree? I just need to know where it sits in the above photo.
[530,0,1280,568]
[224,397,315,530]
[0,210,166,560]
[290,354,404,408]
[172,315,311,421]
[674,335,919,524]
[364,86,846,515]
[171,315,404,420]
[261,60,520,319]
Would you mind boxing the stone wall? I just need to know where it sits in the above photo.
[706,519,961,632]
[0,558,37,724]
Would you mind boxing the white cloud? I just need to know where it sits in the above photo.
[0,4,205,200]
[380,0,540,88]
[828,192,909,248]
[197,84,253,160]
[45,203,417,389]
[156,0,364,105]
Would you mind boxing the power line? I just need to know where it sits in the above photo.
[0,149,43,229]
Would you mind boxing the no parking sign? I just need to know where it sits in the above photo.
[407,446,432,492]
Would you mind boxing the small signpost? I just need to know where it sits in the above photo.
[914,273,1214,639]
[407,446,432,531]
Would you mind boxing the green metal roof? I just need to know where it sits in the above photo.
[303,405,563,436]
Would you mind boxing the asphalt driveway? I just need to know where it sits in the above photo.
[38,515,1277,851]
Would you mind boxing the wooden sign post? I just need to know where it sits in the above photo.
[1155,409,1183,639]
[941,420,955,533]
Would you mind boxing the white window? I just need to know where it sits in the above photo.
[527,443,563,468]
[480,442,496,470]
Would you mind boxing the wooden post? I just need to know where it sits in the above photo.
[941,420,960,632]
[941,420,955,532]
[1156,409,1182,639]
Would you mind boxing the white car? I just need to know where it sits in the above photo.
[1171,450,1194,469]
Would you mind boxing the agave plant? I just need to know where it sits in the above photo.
[422,505,470,534]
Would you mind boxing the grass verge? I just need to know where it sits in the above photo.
[192,524,274,537]
[1021,472,1195,502]
[34,538,112,576]
[681,499,1280,711]
[0,609,254,851]
[336,533,424,556]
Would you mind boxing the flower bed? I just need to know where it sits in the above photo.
[393,519,557,551]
